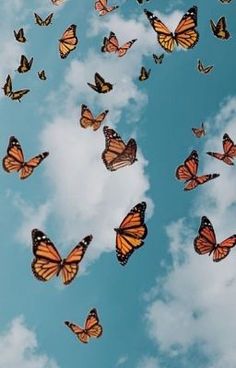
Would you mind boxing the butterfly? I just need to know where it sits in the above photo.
[87,73,113,93]
[197,60,214,74]
[2,75,30,102]
[2,136,49,180]
[13,28,26,42]
[194,216,236,262]
[139,66,151,81]
[207,133,236,165]
[51,0,64,4]
[144,6,199,53]
[65,309,103,343]
[31,229,93,285]
[219,0,232,2]
[95,0,119,16]
[59,24,78,59]
[34,13,53,26]
[115,202,148,266]
[210,17,230,39]
[17,55,33,73]
[80,104,108,131]
[192,122,206,138]
[137,0,150,3]
[153,53,164,64]
[38,70,47,80]
[102,126,137,171]
[101,32,137,57]
[175,150,220,191]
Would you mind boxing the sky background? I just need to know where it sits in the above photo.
[1,0,236,367]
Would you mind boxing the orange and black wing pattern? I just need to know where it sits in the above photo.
[101,32,137,57]
[17,55,33,73]
[34,13,53,26]
[197,60,214,74]
[95,0,119,16]
[14,28,26,42]
[192,122,206,138]
[210,17,230,39]
[59,24,78,59]
[139,66,151,81]
[207,133,236,165]
[80,104,108,131]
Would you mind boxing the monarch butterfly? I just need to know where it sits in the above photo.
[139,66,151,81]
[144,6,199,53]
[102,126,137,171]
[115,202,148,265]
[31,229,93,285]
[197,60,214,74]
[175,150,219,191]
[95,0,119,16]
[38,70,47,80]
[17,55,33,73]
[2,75,30,102]
[207,133,236,165]
[34,13,53,26]
[194,216,236,262]
[59,24,78,59]
[65,309,103,343]
[87,73,113,93]
[80,104,108,131]
[2,136,49,180]
[101,32,137,57]
[210,17,230,39]
[192,122,206,138]
[13,28,26,42]
[51,0,64,4]
[153,53,164,64]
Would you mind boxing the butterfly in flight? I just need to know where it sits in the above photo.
[210,16,230,39]
[95,0,119,16]
[38,70,47,80]
[219,0,232,2]
[14,28,26,42]
[59,24,78,59]
[144,6,199,53]
[31,229,93,285]
[194,216,236,262]
[51,0,64,4]
[137,0,150,3]
[102,126,137,171]
[139,66,151,81]
[80,104,108,131]
[2,137,49,180]
[87,73,113,93]
[153,53,164,64]
[101,32,137,57]
[197,60,214,74]
[34,13,53,26]
[2,75,29,102]
[192,122,206,138]
[175,150,219,191]
[17,55,33,73]
[207,133,236,165]
[115,202,148,266]
[65,309,103,343]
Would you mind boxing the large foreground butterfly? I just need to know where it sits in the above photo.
[192,122,206,138]
[14,28,26,43]
[87,73,113,93]
[176,150,219,191]
[115,202,148,265]
[207,133,236,165]
[101,32,137,57]
[95,0,119,16]
[3,75,30,102]
[65,309,103,343]
[144,6,199,52]
[17,55,33,73]
[59,24,78,59]
[80,104,108,131]
[197,60,214,74]
[102,126,137,171]
[34,13,53,26]
[2,136,49,180]
[31,229,93,285]
[210,16,230,39]
[194,216,236,262]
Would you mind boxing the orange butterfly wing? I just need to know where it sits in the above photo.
[2,136,24,173]
[207,133,236,165]
[101,32,119,53]
[95,0,118,15]
[192,123,206,138]
[174,6,199,49]
[59,24,78,59]
[80,104,108,131]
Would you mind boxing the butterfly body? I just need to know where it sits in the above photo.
[207,133,236,165]
[87,73,113,94]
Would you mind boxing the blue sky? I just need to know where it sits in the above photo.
[1,0,236,367]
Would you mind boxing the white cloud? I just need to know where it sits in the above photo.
[116,355,128,366]
[137,356,161,368]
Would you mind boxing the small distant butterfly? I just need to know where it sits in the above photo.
[101,31,137,57]
[51,0,64,5]
[192,122,206,138]
[95,0,119,16]
[175,150,219,191]
[17,55,33,73]
[194,216,236,262]
[14,28,26,42]
[31,229,92,285]
[65,309,103,343]
[38,70,47,80]
[207,133,236,165]
[137,0,150,3]
[2,75,30,102]
[115,202,148,266]
[153,53,164,64]
[139,66,151,81]
[144,6,199,53]
[210,16,230,39]
[59,24,78,59]
[219,0,232,3]
[2,136,49,179]
[34,13,53,26]
[197,60,214,74]
[80,104,108,131]
[102,126,137,171]
[87,73,113,93]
